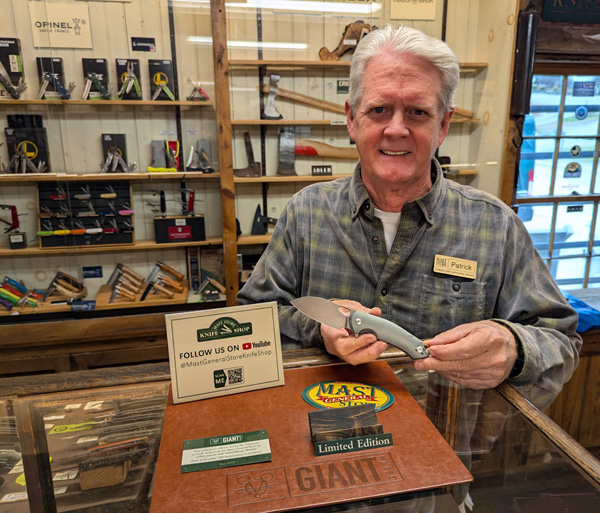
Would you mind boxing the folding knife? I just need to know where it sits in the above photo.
[291,296,429,359]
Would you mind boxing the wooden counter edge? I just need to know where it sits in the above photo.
[495,381,600,489]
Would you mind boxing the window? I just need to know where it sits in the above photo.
[515,72,600,289]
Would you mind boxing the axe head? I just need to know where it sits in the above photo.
[277,127,297,176]
[262,74,283,120]
[251,205,278,235]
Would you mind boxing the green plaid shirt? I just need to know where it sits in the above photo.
[238,160,581,407]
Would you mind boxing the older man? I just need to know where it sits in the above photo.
[238,25,581,408]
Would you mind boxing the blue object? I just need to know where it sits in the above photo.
[563,292,600,333]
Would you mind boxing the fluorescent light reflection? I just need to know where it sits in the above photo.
[172,0,380,16]
[188,36,307,51]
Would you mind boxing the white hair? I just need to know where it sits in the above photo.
[349,25,460,114]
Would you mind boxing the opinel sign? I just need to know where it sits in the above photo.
[542,1,600,24]
[302,381,394,412]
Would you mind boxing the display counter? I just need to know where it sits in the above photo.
[0,348,598,512]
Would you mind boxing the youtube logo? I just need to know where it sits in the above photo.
[243,343,252,350]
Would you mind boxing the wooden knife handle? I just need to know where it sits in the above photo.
[158,275,184,293]
[152,282,175,299]
[157,262,184,282]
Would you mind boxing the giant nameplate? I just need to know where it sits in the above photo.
[150,361,472,512]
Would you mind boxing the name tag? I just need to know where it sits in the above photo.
[433,254,477,279]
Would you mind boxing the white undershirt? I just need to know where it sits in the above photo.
[374,208,402,254]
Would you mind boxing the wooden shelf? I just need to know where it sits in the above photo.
[232,119,346,126]
[238,234,271,245]
[0,99,213,107]
[234,174,350,184]
[0,237,223,257]
[232,118,478,126]
[229,59,487,73]
[0,172,220,183]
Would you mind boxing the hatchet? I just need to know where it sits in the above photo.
[278,128,359,175]
[262,80,345,118]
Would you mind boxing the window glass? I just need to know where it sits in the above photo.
[553,138,595,195]
[588,257,600,286]
[562,75,600,137]
[591,206,600,255]
[552,257,587,289]
[516,135,554,197]
[517,203,554,259]
[529,75,563,137]
[554,202,593,257]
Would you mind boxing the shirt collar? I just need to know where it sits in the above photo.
[350,158,445,225]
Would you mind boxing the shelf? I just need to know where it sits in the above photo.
[229,59,487,74]
[0,99,213,107]
[238,234,271,245]
[232,119,346,126]
[234,174,350,184]
[0,237,223,257]
[0,172,220,183]
[230,59,351,69]
[232,118,478,126]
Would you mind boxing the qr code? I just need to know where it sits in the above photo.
[227,367,244,385]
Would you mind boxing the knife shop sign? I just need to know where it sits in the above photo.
[165,302,285,404]
[29,2,93,49]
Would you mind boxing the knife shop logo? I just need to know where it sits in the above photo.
[302,381,394,412]
[197,316,253,341]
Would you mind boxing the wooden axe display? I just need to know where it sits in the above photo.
[319,21,374,61]
[262,79,474,120]
[277,127,359,175]
[262,81,345,117]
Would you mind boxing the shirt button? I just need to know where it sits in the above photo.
[364,203,371,211]
[372,236,380,244]
[381,288,388,296]
[452,283,461,292]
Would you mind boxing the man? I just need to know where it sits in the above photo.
[238,25,581,408]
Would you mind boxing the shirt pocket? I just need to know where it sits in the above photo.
[414,275,486,338]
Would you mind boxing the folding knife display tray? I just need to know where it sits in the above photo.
[37,181,135,248]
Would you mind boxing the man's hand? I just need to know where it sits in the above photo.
[321,300,388,365]
[414,321,518,389]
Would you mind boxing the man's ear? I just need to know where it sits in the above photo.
[345,99,356,142]
[438,107,455,146]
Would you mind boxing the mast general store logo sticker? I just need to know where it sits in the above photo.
[302,381,394,412]
[197,316,252,342]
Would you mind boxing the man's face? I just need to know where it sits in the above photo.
[346,51,453,202]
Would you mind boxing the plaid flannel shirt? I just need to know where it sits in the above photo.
[238,160,582,408]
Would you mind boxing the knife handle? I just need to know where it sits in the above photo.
[157,261,184,282]
[348,311,429,360]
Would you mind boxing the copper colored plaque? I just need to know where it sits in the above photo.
[150,361,472,512]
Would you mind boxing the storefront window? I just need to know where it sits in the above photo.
[515,73,600,288]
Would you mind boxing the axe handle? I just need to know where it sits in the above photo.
[453,107,474,119]
[295,139,359,160]
[261,84,345,115]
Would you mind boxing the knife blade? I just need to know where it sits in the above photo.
[291,296,429,359]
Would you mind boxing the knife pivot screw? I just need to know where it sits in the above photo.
[355,318,362,326]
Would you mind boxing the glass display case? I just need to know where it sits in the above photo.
[0,352,598,512]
